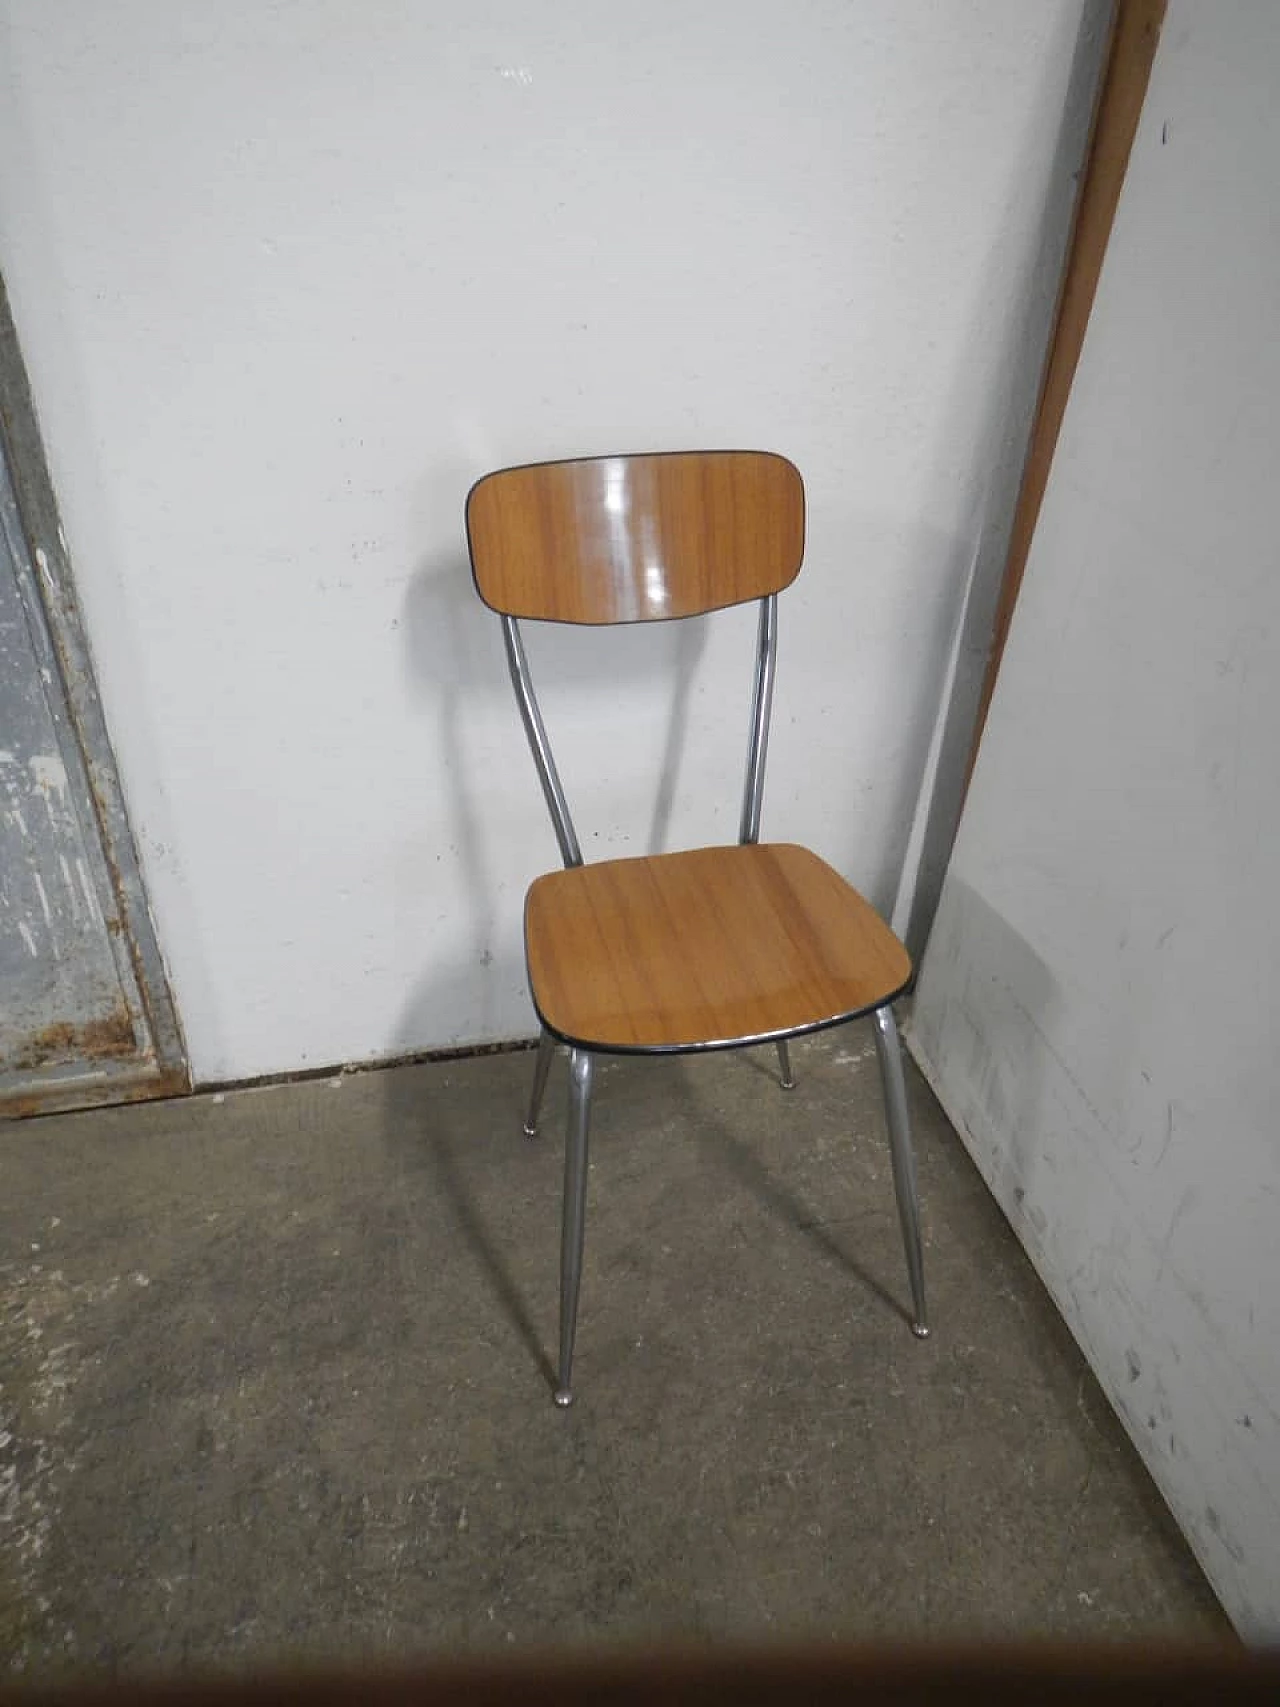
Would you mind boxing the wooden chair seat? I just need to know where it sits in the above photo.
[525,842,911,1053]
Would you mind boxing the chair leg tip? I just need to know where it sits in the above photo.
[780,1076,796,1091]
[522,1121,538,1139]
[553,1387,574,1408]
[911,1320,931,1340]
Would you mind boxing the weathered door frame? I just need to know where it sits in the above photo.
[1,274,188,1117]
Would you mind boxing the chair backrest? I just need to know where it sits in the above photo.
[466,449,804,868]
[466,450,804,624]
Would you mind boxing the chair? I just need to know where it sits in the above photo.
[466,450,928,1406]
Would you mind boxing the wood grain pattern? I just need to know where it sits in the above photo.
[467,451,804,624]
[525,843,910,1051]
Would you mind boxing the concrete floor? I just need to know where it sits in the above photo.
[1,1020,1225,1678]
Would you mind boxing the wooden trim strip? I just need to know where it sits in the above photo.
[963,0,1167,795]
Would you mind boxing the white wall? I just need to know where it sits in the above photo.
[0,0,1088,1082]
[911,1,1280,1635]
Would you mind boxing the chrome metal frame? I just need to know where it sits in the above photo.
[502,586,929,1401]
[504,592,780,868]
[739,593,778,845]
[872,1006,929,1337]
[524,1028,557,1138]
[502,614,583,870]
[555,1046,594,1406]
[775,1038,795,1090]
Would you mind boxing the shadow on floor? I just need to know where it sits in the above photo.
[0,1027,1229,1677]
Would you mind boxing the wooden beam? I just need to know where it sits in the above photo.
[964,0,1167,794]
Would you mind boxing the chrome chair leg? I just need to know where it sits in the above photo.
[523,1028,557,1138]
[872,1006,929,1338]
[775,1038,796,1090]
[555,1047,594,1406]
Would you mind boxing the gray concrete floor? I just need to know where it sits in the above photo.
[2,1021,1225,1677]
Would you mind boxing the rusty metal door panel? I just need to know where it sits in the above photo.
[0,511,134,1063]
[1,279,186,1117]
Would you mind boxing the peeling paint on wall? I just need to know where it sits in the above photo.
[0,417,139,1083]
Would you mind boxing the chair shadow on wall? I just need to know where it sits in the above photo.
[381,533,710,1383]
